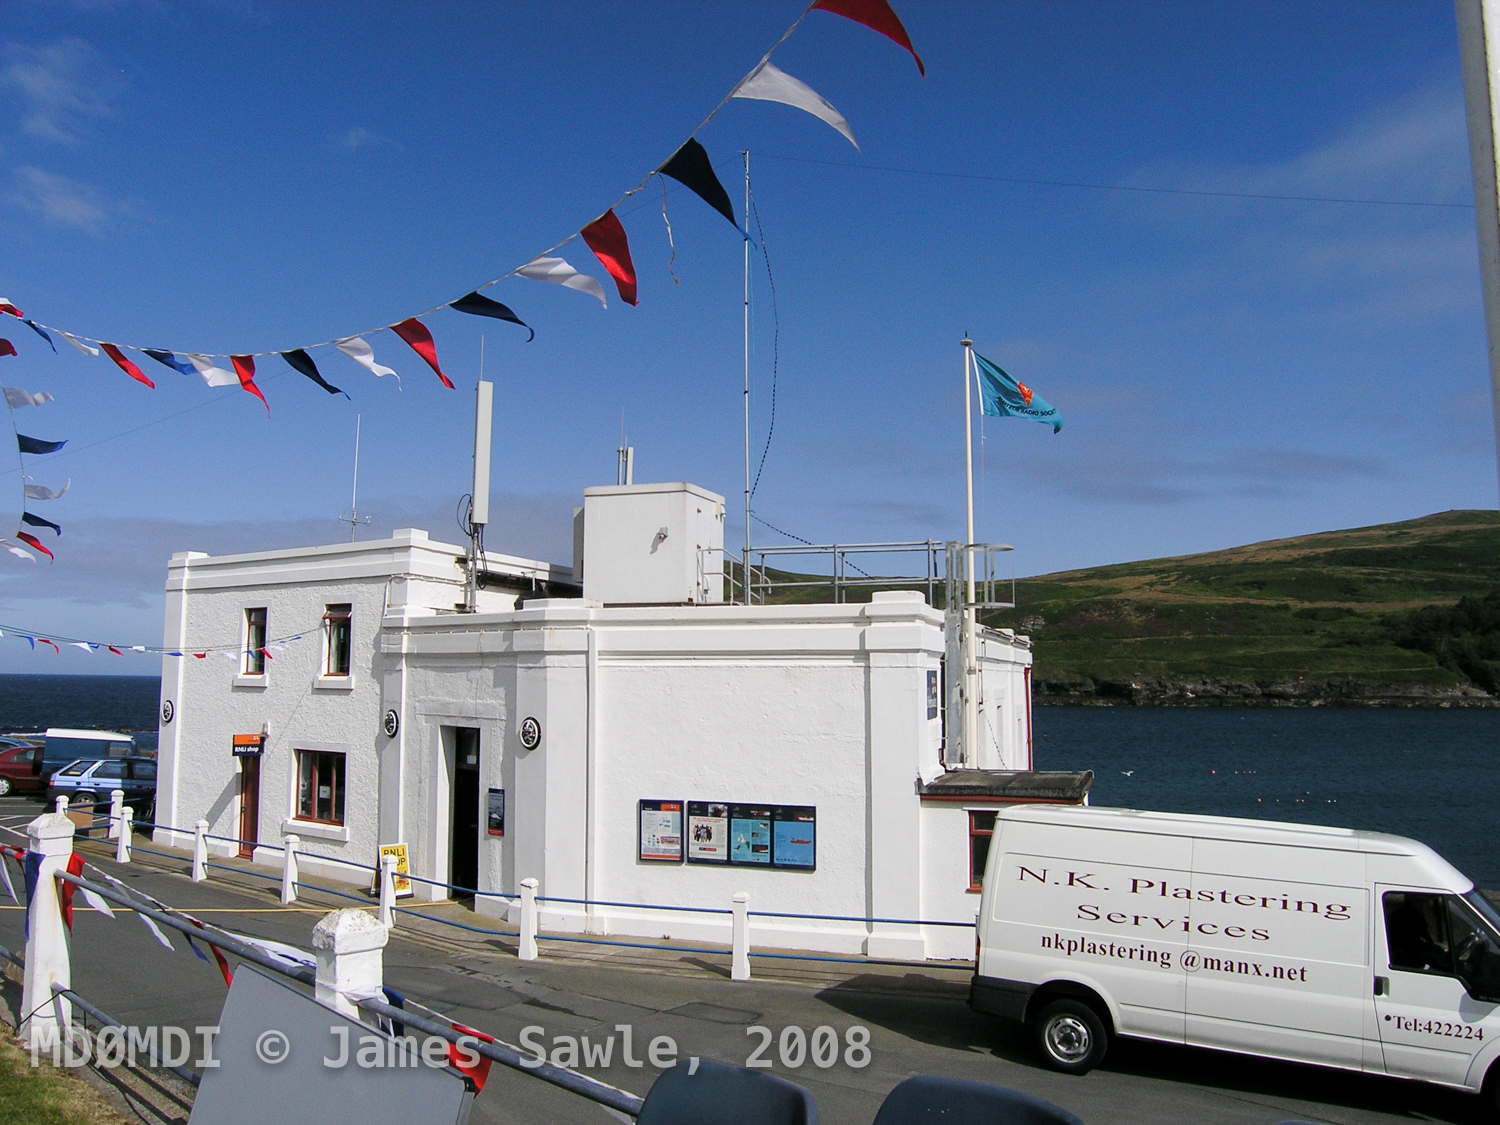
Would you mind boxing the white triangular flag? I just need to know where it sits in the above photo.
[230,931,316,973]
[80,886,115,918]
[3,387,54,409]
[221,652,236,662]
[0,853,16,904]
[515,255,608,308]
[0,541,35,561]
[731,60,858,149]
[185,354,238,388]
[334,336,399,380]
[59,332,100,357]
[24,479,69,500]
[138,912,175,950]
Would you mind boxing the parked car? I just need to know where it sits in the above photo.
[32,728,136,785]
[0,742,43,796]
[46,756,156,820]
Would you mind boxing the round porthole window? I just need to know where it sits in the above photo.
[518,716,541,750]
[161,699,174,725]
[383,709,400,738]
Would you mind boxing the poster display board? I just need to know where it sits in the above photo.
[686,802,730,863]
[371,842,413,897]
[771,806,817,869]
[487,788,505,837]
[926,669,939,720]
[638,799,683,862]
[729,805,773,865]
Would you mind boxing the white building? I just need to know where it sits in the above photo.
[155,481,1089,961]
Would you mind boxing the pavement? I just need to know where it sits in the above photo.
[0,792,1483,1125]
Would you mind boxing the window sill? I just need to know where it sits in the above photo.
[282,818,349,843]
[232,674,268,689]
[313,675,354,692]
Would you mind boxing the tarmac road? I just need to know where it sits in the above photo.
[0,793,1483,1125]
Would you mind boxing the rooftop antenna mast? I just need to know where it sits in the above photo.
[616,406,634,485]
[338,414,371,542]
[465,338,493,612]
[742,150,752,598]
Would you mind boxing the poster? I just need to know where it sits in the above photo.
[686,802,730,863]
[371,842,413,897]
[926,669,939,720]
[729,805,773,865]
[638,800,683,862]
[772,806,817,869]
[487,788,505,837]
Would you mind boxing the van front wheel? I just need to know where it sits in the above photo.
[1031,999,1108,1075]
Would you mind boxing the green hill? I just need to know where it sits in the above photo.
[981,510,1500,706]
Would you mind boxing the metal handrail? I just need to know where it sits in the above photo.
[50,982,201,1087]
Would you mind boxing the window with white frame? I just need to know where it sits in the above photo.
[295,749,345,825]
[244,607,267,675]
[323,604,351,677]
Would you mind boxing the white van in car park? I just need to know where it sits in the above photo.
[969,805,1500,1110]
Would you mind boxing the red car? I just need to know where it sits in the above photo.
[0,741,44,796]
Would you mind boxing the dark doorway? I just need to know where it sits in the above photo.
[450,728,480,896]
[238,756,260,859]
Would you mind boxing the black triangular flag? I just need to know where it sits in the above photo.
[21,511,60,536]
[449,292,534,341]
[281,350,347,397]
[16,434,65,455]
[659,138,738,230]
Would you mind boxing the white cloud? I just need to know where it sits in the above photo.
[1,39,121,145]
[8,165,120,234]
[337,126,387,150]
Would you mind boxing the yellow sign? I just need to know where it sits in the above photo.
[372,842,413,898]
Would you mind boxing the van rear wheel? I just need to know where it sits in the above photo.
[1031,999,1108,1075]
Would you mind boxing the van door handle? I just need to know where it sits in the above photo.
[1374,976,1389,996]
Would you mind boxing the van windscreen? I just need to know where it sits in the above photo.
[1464,890,1500,937]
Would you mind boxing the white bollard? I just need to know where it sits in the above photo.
[731,892,751,981]
[281,834,300,905]
[191,819,208,883]
[115,806,133,864]
[108,790,124,840]
[378,853,397,930]
[312,908,388,1022]
[54,794,68,816]
[519,877,539,961]
[21,812,75,1053]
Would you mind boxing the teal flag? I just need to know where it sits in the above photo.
[974,351,1062,433]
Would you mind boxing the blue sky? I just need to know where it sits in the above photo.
[0,0,1489,673]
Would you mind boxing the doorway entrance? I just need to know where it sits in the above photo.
[449,728,480,897]
[238,755,260,859]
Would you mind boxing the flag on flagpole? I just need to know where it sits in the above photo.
[973,352,1062,432]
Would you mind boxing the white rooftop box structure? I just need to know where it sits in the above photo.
[579,482,724,606]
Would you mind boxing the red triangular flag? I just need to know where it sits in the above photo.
[107,645,123,656]
[189,918,234,987]
[0,300,21,319]
[0,339,15,358]
[60,853,86,931]
[580,210,638,307]
[100,343,155,389]
[16,532,53,561]
[812,0,924,75]
[37,637,59,652]
[390,319,454,388]
[446,1023,495,1091]
[230,356,269,412]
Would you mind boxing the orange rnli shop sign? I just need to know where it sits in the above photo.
[231,734,264,757]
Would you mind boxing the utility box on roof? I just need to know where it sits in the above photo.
[581,482,725,605]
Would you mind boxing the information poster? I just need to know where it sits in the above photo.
[772,806,817,869]
[487,788,505,837]
[638,800,683,862]
[729,805,773,865]
[927,669,939,720]
[686,802,730,863]
[371,842,413,897]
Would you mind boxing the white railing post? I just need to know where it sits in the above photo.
[53,794,68,816]
[21,812,75,1053]
[107,790,124,840]
[191,819,208,882]
[115,806,132,864]
[378,853,397,929]
[519,877,539,961]
[281,834,300,905]
[731,892,751,981]
[312,908,387,1022]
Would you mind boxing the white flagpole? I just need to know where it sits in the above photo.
[961,337,978,768]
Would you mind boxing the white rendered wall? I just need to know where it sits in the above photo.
[581,482,725,605]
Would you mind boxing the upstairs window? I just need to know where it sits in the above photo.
[968,810,997,892]
[244,607,267,675]
[323,604,352,676]
[296,750,345,825]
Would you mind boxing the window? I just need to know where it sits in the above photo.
[323,604,352,677]
[92,760,128,781]
[296,750,345,825]
[968,810,997,892]
[244,607,267,675]
[130,761,156,782]
[1384,890,1500,1001]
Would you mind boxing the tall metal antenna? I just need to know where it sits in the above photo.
[338,414,370,542]
[743,150,752,585]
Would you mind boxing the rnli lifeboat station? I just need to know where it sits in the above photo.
[153,474,1090,962]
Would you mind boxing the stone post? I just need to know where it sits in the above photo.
[108,790,124,840]
[191,819,208,882]
[21,813,74,1052]
[281,834,300,905]
[115,806,132,864]
[378,854,397,930]
[731,892,751,981]
[519,877,539,961]
[312,909,387,1022]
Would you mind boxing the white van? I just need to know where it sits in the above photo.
[970,805,1500,1111]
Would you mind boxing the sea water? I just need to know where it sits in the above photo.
[1036,706,1500,889]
